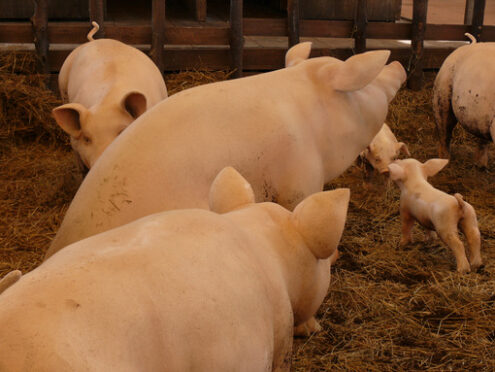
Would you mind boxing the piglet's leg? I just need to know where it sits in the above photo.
[425,230,438,242]
[459,203,482,271]
[400,209,415,246]
[438,230,471,274]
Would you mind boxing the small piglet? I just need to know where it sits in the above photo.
[387,158,482,273]
[360,123,410,174]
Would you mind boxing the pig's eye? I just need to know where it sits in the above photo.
[83,136,91,144]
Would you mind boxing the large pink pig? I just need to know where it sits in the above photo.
[433,33,495,167]
[53,22,168,170]
[46,42,405,258]
[0,168,350,371]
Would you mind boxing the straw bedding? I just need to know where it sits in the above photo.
[0,52,494,370]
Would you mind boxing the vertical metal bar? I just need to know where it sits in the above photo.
[287,0,300,47]
[470,0,486,40]
[31,0,49,74]
[354,0,367,54]
[464,0,475,24]
[230,0,244,78]
[89,0,105,38]
[151,0,166,74]
[407,0,428,91]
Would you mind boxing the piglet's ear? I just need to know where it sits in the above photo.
[52,103,87,138]
[320,50,391,92]
[209,167,255,214]
[387,163,406,181]
[122,91,147,119]
[285,42,312,67]
[291,189,350,260]
[397,142,411,157]
[422,158,449,178]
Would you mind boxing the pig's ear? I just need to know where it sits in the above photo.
[321,50,391,92]
[285,42,312,67]
[52,103,87,137]
[209,167,255,214]
[396,142,411,157]
[422,158,449,177]
[387,163,405,181]
[291,189,350,259]
[122,92,147,119]
[0,270,22,295]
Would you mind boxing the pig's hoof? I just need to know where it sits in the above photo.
[457,263,471,274]
[424,231,438,242]
[399,238,411,247]
[469,258,483,272]
[294,317,322,337]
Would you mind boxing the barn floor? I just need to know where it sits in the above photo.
[1,54,495,370]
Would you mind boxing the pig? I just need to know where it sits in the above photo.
[387,158,482,273]
[46,42,405,259]
[433,33,495,167]
[359,123,410,174]
[52,22,168,170]
[0,167,350,371]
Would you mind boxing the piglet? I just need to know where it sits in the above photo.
[387,158,482,273]
[360,123,410,174]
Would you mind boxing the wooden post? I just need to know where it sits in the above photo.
[407,0,427,91]
[151,0,166,74]
[287,0,300,47]
[470,0,486,41]
[230,0,243,78]
[354,0,367,54]
[31,0,49,74]
[464,0,475,24]
[89,0,105,38]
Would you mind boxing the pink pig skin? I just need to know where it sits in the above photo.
[46,43,405,259]
[0,168,349,372]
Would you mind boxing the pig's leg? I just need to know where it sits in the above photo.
[433,71,457,159]
[399,209,415,246]
[437,229,471,273]
[459,203,482,270]
[293,317,322,337]
[473,138,490,169]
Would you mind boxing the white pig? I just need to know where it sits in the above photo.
[46,42,405,259]
[53,22,168,170]
[0,167,350,371]
[433,33,495,167]
[387,158,482,273]
[360,123,410,174]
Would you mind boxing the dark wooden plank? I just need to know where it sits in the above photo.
[230,0,244,78]
[151,0,166,73]
[287,0,300,47]
[354,0,367,53]
[31,0,49,74]
[89,0,105,38]
[47,47,456,73]
[470,0,486,40]
[184,0,206,22]
[408,0,428,90]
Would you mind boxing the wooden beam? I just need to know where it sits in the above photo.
[31,0,49,74]
[287,0,300,47]
[230,0,243,78]
[354,0,368,53]
[151,0,166,73]
[470,0,486,40]
[408,0,428,91]
[89,0,105,37]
